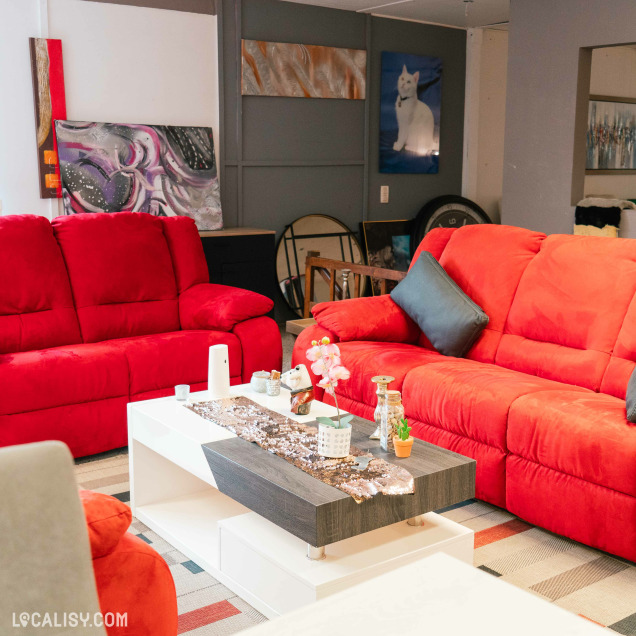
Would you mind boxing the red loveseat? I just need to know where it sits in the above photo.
[81,490,177,635]
[293,224,636,562]
[0,212,282,457]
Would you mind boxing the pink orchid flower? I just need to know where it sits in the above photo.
[311,358,329,377]
[328,365,351,382]
[306,337,351,427]
[305,345,322,362]
[317,376,335,396]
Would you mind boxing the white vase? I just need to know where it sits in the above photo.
[318,423,352,458]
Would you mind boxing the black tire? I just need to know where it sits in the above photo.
[410,195,491,255]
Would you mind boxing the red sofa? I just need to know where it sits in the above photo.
[81,490,177,635]
[0,212,282,457]
[293,224,636,562]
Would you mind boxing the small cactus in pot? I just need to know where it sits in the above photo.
[393,417,414,458]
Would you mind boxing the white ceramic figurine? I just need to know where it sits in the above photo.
[281,364,314,415]
[281,364,313,392]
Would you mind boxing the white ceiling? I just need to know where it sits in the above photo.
[280,0,510,29]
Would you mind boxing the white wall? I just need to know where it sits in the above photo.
[462,28,508,223]
[584,46,636,201]
[0,0,51,217]
[0,0,218,219]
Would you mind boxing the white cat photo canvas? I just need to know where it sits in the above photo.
[379,51,442,174]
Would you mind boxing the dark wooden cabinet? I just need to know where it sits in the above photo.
[199,228,277,315]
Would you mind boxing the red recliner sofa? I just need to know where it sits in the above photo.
[0,212,282,457]
[293,224,636,562]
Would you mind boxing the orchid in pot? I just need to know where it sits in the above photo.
[306,337,353,458]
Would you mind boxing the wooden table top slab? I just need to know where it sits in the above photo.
[202,415,475,547]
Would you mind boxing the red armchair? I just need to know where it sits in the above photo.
[0,213,282,457]
[82,490,177,636]
[293,224,636,562]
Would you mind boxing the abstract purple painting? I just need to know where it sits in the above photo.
[54,121,222,230]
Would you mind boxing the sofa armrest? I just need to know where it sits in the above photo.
[312,295,420,344]
[180,283,274,332]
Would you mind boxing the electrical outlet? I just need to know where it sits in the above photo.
[380,185,389,204]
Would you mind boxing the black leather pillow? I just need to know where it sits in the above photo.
[391,252,489,357]
[626,368,636,422]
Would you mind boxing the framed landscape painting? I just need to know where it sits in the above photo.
[54,121,223,230]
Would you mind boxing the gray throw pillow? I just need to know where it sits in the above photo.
[391,252,489,357]
[626,368,636,422]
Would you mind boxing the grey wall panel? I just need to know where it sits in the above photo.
[242,97,365,163]
[241,166,365,235]
[242,0,367,50]
[222,0,240,163]
[367,16,467,222]
[220,166,240,227]
[220,0,466,240]
[502,0,636,234]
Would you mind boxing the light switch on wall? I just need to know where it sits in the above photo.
[380,185,389,204]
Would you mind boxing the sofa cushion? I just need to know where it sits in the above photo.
[601,294,636,399]
[497,234,636,391]
[410,227,456,264]
[333,341,442,405]
[508,390,636,498]
[0,215,81,353]
[0,342,129,416]
[110,330,242,395]
[408,419,507,507]
[436,224,545,363]
[391,252,489,357]
[312,295,420,344]
[159,216,209,293]
[52,213,180,342]
[79,490,132,559]
[402,359,589,452]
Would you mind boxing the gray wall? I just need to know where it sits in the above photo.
[219,0,467,233]
[502,0,636,235]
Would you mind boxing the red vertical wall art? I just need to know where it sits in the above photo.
[29,38,67,199]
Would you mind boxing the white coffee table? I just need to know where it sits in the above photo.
[242,553,607,636]
[128,385,474,618]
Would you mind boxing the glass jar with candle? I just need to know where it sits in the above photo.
[380,390,404,453]
[370,376,395,440]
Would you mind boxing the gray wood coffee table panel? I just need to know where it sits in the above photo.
[202,416,475,548]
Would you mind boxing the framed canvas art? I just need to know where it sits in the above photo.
[29,38,67,198]
[242,40,366,100]
[586,96,636,173]
[379,51,442,174]
[55,121,223,230]
[362,219,413,295]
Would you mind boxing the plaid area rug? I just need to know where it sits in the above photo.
[75,449,636,635]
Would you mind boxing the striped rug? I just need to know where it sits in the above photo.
[75,450,636,635]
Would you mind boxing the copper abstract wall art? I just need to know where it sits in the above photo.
[242,40,366,100]
[29,38,67,198]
